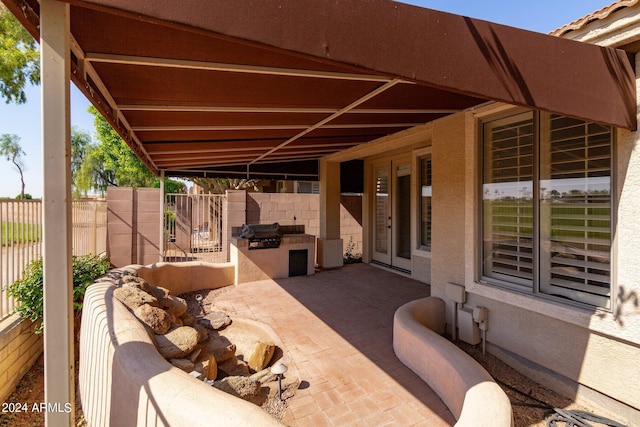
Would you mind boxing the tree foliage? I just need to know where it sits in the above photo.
[192,177,260,194]
[75,106,155,195]
[0,133,27,198]
[71,127,92,197]
[0,5,39,104]
[152,178,187,194]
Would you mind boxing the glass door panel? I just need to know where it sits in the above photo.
[372,165,391,264]
[392,163,412,271]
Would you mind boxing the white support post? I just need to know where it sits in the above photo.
[159,170,165,261]
[40,1,74,425]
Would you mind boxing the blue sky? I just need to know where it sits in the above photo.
[0,0,614,198]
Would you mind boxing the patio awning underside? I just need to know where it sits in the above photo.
[5,0,636,180]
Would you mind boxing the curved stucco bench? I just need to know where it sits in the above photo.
[393,297,513,427]
[79,264,283,427]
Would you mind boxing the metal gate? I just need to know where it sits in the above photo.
[164,193,226,263]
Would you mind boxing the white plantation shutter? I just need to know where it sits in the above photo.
[482,112,534,287]
[482,112,612,308]
[420,155,432,251]
[539,115,611,308]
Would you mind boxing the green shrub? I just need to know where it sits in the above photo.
[7,254,111,333]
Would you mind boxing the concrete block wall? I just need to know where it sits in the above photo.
[106,188,362,266]
[107,187,160,267]
[246,192,362,256]
[107,187,135,267]
[0,315,43,403]
[135,188,161,266]
[247,193,320,236]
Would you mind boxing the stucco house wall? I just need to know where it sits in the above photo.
[355,8,640,421]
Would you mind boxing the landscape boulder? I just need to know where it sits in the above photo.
[134,304,171,334]
[155,326,199,359]
[248,342,275,372]
[114,287,158,310]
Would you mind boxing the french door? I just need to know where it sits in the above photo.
[371,158,412,272]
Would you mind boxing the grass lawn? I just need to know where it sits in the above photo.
[1,222,42,246]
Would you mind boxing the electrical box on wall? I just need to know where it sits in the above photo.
[458,307,481,345]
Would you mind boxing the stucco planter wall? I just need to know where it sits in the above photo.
[393,297,513,427]
[79,263,283,427]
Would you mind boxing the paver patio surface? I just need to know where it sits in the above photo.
[214,263,456,426]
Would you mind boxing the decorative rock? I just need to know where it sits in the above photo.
[187,346,202,363]
[213,376,262,404]
[205,353,218,381]
[206,336,236,363]
[199,311,232,330]
[218,356,250,377]
[248,342,275,372]
[155,326,199,359]
[163,295,188,317]
[120,274,152,292]
[194,323,209,343]
[149,285,170,302]
[249,367,277,384]
[169,358,195,372]
[114,287,158,311]
[133,304,171,334]
[180,312,196,327]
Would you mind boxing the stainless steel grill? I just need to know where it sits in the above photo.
[239,223,283,250]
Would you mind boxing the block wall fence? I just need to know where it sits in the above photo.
[107,188,363,267]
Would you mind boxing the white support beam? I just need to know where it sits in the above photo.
[131,123,421,132]
[85,52,397,83]
[250,79,402,165]
[153,148,344,164]
[118,104,460,115]
[168,168,318,178]
[146,141,356,156]
[40,1,74,425]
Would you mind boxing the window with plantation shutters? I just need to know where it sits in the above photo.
[539,115,611,308]
[482,112,534,287]
[481,111,612,308]
[420,155,432,251]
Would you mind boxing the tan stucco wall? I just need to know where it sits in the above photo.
[421,104,640,422]
[357,100,640,421]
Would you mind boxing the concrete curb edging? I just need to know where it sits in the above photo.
[79,264,283,427]
[393,297,513,427]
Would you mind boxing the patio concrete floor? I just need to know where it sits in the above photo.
[214,263,456,426]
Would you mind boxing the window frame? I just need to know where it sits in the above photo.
[479,109,615,310]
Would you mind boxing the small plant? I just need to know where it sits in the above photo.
[343,237,362,264]
[7,254,111,333]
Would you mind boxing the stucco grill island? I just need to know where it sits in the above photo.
[231,223,316,284]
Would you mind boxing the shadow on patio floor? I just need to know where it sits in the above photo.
[214,263,455,426]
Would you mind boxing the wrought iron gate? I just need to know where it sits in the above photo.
[164,193,226,263]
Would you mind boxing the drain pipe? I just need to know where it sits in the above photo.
[473,306,489,355]
[445,283,466,341]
